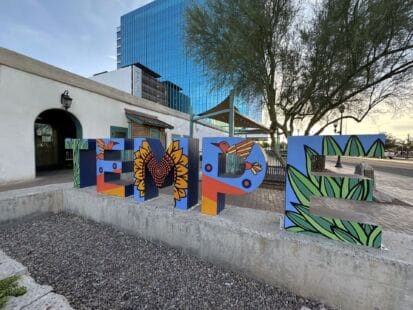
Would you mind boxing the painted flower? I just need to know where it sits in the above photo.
[134,141,151,197]
[134,140,189,202]
[166,141,188,201]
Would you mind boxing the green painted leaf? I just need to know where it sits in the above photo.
[346,181,365,200]
[322,136,343,156]
[286,211,318,232]
[333,218,346,230]
[320,176,341,198]
[341,177,350,198]
[294,205,338,240]
[362,224,373,235]
[304,145,320,187]
[362,179,373,201]
[287,165,321,206]
[344,136,366,156]
[350,221,368,244]
[341,220,359,239]
[366,139,385,158]
[285,226,306,233]
[332,227,361,245]
[346,179,372,201]
[368,226,382,248]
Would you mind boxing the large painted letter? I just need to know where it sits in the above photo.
[201,138,266,216]
[134,138,199,209]
[65,139,96,188]
[284,135,385,248]
[96,138,134,197]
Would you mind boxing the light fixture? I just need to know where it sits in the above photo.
[61,90,72,110]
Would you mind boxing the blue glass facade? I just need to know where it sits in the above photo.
[119,0,260,120]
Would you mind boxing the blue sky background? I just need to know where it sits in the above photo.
[0,0,153,77]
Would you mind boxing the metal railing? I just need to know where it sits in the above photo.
[264,148,286,184]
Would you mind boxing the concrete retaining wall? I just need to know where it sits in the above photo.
[0,184,412,309]
[0,184,69,223]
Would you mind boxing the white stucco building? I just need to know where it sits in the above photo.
[0,48,225,184]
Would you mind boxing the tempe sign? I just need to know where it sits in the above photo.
[66,134,385,248]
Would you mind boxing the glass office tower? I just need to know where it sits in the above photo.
[118,0,260,120]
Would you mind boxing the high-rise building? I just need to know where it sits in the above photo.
[117,0,261,120]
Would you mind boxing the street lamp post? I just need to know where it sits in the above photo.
[335,105,345,168]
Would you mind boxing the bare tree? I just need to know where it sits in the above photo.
[185,0,413,145]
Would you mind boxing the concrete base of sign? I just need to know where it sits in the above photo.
[0,184,412,310]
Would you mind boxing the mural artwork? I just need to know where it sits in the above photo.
[67,134,388,249]
[96,138,134,197]
[134,138,199,209]
[284,135,385,248]
[65,139,96,188]
[201,138,266,216]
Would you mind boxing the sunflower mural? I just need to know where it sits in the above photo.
[134,138,199,209]
[284,135,385,248]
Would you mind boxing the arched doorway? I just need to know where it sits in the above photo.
[34,109,82,173]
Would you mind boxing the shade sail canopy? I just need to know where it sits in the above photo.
[197,96,270,134]
[125,109,174,129]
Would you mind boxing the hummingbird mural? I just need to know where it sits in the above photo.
[211,140,263,175]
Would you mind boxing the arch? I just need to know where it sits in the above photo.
[34,109,82,173]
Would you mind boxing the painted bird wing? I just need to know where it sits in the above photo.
[227,140,254,160]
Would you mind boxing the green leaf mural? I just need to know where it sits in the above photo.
[367,139,385,158]
[65,139,89,188]
[286,135,383,248]
[344,135,366,156]
[322,136,343,156]
[287,165,321,205]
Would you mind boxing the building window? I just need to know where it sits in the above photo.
[150,128,161,140]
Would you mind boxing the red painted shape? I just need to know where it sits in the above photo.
[96,174,122,192]
[202,175,246,201]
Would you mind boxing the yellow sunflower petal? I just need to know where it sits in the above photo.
[175,176,188,189]
[174,187,186,200]
[180,155,188,166]
[140,141,151,158]
[176,164,188,177]
[171,149,183,163]
[135,168,144,180]
[137,181,145,191]
[172,140,179,151]
[135,158,144,167]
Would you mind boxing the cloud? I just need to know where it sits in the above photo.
[107,55,117,60]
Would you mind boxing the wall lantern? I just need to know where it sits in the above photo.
[61,90,73,110]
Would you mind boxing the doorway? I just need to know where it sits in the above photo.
[34,109,82,173]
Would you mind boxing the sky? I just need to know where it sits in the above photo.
[0,0,412,140]
[0,0,153,77]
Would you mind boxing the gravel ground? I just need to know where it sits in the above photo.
[0,213,333,310]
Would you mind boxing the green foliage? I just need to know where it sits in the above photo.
[285,136,383,248]
[0,276,27,308]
